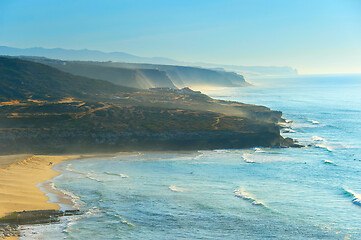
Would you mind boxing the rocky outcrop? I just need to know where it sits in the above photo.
[0,210,81,225]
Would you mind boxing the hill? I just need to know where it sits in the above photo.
[19,57,249,90]
[0,57,135,101]
[0,57,298,153]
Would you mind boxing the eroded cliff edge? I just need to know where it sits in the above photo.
[0,57,298,154]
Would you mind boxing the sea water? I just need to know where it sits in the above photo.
[21,75,361,239]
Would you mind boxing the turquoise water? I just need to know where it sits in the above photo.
[22,75,361,239]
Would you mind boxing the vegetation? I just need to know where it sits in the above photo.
[0,57,296,153]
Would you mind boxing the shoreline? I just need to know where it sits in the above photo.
[0,153,119,218]
[0,151,193,239]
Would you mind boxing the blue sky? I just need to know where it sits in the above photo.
[1,0,360,74]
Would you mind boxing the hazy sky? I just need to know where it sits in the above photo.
[1,0,360,74]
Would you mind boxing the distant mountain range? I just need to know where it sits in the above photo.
[0,46,298,78]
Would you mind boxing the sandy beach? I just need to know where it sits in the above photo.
[0,153,121,239]
[0,154,83,219]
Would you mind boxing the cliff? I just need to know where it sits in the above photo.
[0,57,298,154]
[18,57,249,90]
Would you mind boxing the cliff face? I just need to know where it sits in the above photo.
[0,57,297,154]
[44,62,177,89]
[0,105,288,154]
[19,57,249,90]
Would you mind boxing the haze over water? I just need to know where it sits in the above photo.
[22,75,361,239]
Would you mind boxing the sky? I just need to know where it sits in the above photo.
[1,0,360,74]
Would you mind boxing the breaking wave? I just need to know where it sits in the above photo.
[307,119,320,124]
[234,188,266,206]
[169,185,186,192]
[323,160,337,165]
[104,172,128,178]
[49,182,82,209]
[86,173,103,182]
[311,136,334,152]
[342,188,361,207]
[113,214,136,227]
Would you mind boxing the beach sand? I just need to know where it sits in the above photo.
[0,154,82,218]
[0,153,120,239]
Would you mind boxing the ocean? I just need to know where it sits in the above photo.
[21,74,361,239]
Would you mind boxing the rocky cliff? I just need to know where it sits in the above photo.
[0,57,298,154]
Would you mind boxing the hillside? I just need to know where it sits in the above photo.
[41,61,177,89]
[22,57,249,89]
[0,57,298,153]
[0,57,136,101]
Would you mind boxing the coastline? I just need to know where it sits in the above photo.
[0,154,82,218]
[0,153,122,218]
[0,153,119,239]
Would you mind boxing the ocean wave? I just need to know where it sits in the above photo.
[282,128,296,133]
[50,182,82,209]
[194,151,205,160]
[342,188,361,207]
[84,206,103,216]
[65,163,73,171]
[104,172,128,178]
[311,136,327,142]
[311,136,334,152]
[242,153,293,163]
[86,173,103,182]
[214,149,233,154]
[292,122,324,129]
[307,119,320,124]
[234,188,266,206]
[323,160,337,166]
[242,154,256,163]
[277,122,290,128]
[315,144,334,152]
[252,147,266,153]
[169,185,186,192]
[64,163,85,176]
[284,118,293,124]
[114,214,136,227]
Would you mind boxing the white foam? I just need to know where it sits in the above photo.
[278,122,289,128]
[242,153,293,163]
[169,185,186,192]
[315,144,334,152]
[214,149,232,154]
[282,128,296,133]
[194,151,205,160]
[51,184,82,209]
[242,154,256,163]
[104,172,128,178]
[343,188,361,206]
[311,136,334,152]
[114,214,136,227]
[311,136,327,142]
[253,147,266,153]
[86,173,102,182]
[323,160,336,165]
[234,188,266,206]
[63,163,86,176]
[65,163,73,171]
[307,119,320,124]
